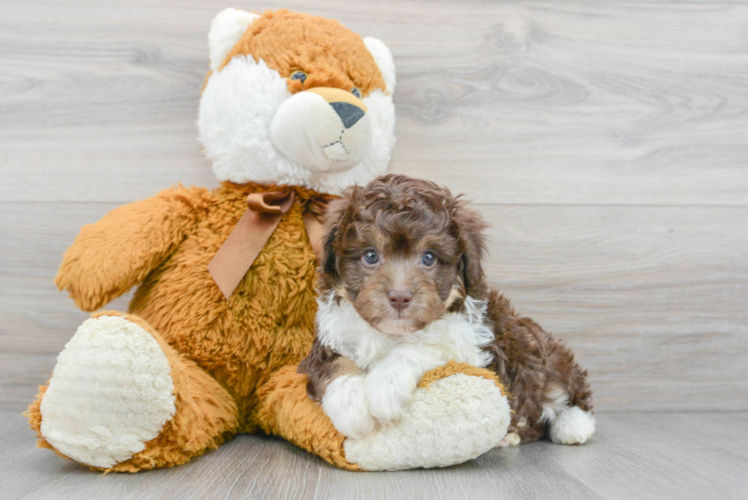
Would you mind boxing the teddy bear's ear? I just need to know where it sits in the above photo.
[208,8,260,72]
[364,37,396,94]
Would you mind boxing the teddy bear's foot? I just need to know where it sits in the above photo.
[35,314,176,468]
[257,361,510,471]
[27,311,239,472]
[343,362,511,471]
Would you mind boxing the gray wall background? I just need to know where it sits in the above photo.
[1,0,747,415]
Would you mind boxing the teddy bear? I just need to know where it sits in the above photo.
[26,8,511,472]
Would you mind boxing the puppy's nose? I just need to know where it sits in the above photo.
[330,102,365,129]
[388,289,413,311]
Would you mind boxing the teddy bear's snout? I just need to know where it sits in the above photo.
[269,87,372,173]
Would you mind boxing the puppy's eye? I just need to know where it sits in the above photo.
[290,70,308,84]
[362,249,379,266]
[351,87,362,98]
[421,251,437,267]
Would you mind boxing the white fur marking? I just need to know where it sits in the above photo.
[541,384,570,424]
[39,316,176,468]
[317,292,495,431]
[549,407,596,445]
[316,292,494,371]
[364,350,420,423]
[322,374,376,438]
[495,431,521,448]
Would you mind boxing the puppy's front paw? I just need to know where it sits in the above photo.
[365,370,417,424]
[322,375,376,439]
[495,432,521,448]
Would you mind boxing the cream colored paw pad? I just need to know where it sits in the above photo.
[40,315,176,468]
[343,374,511,471]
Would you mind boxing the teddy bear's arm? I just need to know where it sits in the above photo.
[55,186,212,312]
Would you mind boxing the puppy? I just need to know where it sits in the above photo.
[299,174,595,446]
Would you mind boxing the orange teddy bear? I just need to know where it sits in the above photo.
[27,8,510,472]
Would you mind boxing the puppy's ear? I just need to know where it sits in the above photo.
[453,199,488,297]
[321,194,352,279]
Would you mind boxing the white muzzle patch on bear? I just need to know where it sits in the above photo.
[198,56,395,194]
[270,87,372,173]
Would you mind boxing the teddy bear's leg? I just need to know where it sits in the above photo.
[256,361,510,471]
[26,311,239,472]
[256,365,358,470]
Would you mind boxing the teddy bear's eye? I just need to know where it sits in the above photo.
[290,70,308,84]
[351,87,362,99]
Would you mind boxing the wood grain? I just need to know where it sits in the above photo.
[3,410,747,500]
[482,204,748,411]
[2,202,746,412]
[1,1,747,204]
[2,0,748,495]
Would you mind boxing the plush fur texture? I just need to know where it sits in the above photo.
[39,315,177,468]
[27,9,511,472]
[29,182,326,470]
[300,174,595,446]
[220,10,388,94]
[208,8,259,72]
[52,182,322,433]
[28,311,240,472]
[363,37,396,94]
[199,9,396,194]
[343,370,510,471]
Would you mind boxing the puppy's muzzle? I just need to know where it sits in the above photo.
[269,87,372,173]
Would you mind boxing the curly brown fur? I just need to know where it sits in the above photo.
[484,290,593,443]
[299,339,360,401]
[301,173,593,443]
[319,174,487,333]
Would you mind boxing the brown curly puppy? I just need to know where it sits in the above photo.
[300,174,595,446]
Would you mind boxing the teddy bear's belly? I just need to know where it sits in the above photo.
[128,208,318,432]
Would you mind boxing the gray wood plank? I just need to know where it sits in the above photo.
[3,410,747,500]
[2,0,748,496]
[2,202,746,413]
[482,204,748,412]
[1,1,747,205]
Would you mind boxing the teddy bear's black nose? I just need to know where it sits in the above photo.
[330,102,365,129]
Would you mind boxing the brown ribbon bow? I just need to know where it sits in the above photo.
[208,191,327,299]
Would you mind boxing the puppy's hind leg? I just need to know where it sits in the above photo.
[544,356,595,445]
[549,406,595,445]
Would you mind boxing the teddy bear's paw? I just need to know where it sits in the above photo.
[343,373,511,471]
[549,406,595,445]
[322,374,376,439]
[39,315,177,468]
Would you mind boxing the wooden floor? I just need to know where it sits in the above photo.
[4,410,747,500]
[1,0,747,498]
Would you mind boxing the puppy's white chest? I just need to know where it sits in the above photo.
[316,293,494,371]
